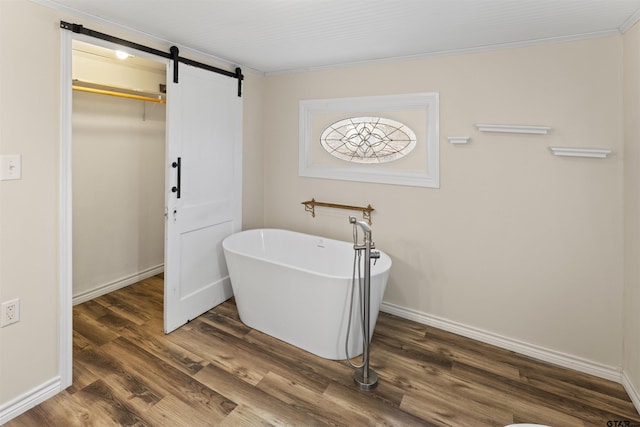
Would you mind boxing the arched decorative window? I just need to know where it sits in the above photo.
[320,117,416,164]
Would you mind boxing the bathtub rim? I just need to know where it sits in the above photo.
[222,228,392,281]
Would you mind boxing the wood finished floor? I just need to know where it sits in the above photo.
[7,275,640,426]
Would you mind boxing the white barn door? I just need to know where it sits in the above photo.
[164,61,242,333]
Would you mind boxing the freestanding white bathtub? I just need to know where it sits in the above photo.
[222,228,392,360]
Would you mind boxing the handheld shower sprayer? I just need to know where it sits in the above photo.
[349,216,379,263]
[349,216,373,246]
[349,215,371,233]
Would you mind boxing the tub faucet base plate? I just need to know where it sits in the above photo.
[354,367,378,391]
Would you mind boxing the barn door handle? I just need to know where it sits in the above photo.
[171,157,181,199]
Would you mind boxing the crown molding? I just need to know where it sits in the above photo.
[620,8,640,33]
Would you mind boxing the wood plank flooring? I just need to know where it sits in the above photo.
[6,275,640,426]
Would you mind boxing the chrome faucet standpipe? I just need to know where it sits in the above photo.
[347,216,379,391]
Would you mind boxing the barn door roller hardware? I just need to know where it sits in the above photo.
[60,21,244,96]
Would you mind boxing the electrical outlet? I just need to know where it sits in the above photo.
[1,298,20,327]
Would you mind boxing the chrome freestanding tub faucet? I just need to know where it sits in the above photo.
[347,216,380,391]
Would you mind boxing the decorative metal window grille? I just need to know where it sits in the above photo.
[320,117,417,164]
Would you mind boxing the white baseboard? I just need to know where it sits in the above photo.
[380,302,623,383]
[0,377,61,425]
[72,264,164,305]
[622,370,640,413]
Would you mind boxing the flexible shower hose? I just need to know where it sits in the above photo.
[345,227,367,369]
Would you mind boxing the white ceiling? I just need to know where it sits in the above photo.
[45,0,640,74]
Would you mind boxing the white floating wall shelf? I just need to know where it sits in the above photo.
[448,137,470,144]
[549,147,612,158]
[475,124,551,135]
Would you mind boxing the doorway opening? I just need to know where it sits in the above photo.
[60,28,243,389]
[71,39,167,306]
[59,32,171,389]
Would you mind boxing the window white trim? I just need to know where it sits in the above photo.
[299,93,439,188]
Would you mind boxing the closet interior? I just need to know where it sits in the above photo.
[71,40,167,304]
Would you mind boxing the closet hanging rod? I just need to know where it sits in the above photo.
[72,86,166,104]
[72,80,166,104]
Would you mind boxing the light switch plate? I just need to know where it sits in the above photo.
[0,155,21,180]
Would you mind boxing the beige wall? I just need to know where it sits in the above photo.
[624,21,640,397]
[263,37,625,367]
[0,0,62,405]
[0,0,264,409]
[242,69,265,230]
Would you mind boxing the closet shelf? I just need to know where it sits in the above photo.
[72,80,166,104]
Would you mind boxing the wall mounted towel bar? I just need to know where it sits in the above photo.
[302,198,374,224]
